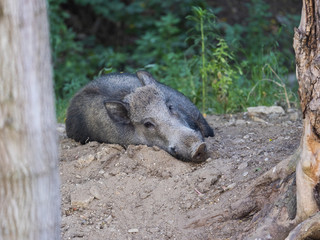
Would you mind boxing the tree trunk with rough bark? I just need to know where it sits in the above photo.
[0,0,60,239]
[293,0,320,222]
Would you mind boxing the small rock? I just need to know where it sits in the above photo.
[235,119,246,125]
[161,171,171,178]
[108,168,120,177]
[126,145,138,158]
[128,228,139,233]
[75,154,95,168]
[238,162,248,170]
[87,141,99,148]
[90,186,102,200]
[198,180,211,193]
[110,144,125,152]
[227,118,236,126]
[184,201,192,209]
[139,191,151,200]
[70,232,85,238]
[226,183,236,190]
[289,111,299,121]
[243,171,249,177]
[96,148,110,160]
[71,187,94,208]
[56,124,66,135]
[149,227,159,233]
[243,134,250,139]
[166,231,173,238]
[232,139,245,144]
[105,215,113,224]
[251,116,267,123]
[152,146,161,151]
[247,106,285,116]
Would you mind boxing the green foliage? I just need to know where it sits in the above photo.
[184,7,242,113]
[208,39,243,113]
[133,13,187,67]
[48,0,89,99]
[187,6,212,112]
[48,0,300,121]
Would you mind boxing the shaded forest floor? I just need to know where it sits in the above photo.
[58,108,302,240]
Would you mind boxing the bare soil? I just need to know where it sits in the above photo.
[59,109,302,240]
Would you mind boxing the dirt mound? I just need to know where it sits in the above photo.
[59,109,302,239]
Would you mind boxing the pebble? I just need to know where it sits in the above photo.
[152,146,161,151]
[87,141,99,148]
[90,186,103,200]
[247,106,285,116]
[161,171,171,178]
[243,134,249,139]
[96,148,110,160]
[232,139,245,144]
[139,191,151,200]
[128,228,139,233]
[56,124,66,135]
[71,190,94,208]
[251,116,267,123]
[289,111,299,121]
[238,162,248,170]
[243,171,249,177]
[105,215,113,224]
[235,119,246,125]
[226,183,236,190]
[75,154,95,168]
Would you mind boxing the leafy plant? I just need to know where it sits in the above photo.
[208,38,242,113]
[186,6,241,113]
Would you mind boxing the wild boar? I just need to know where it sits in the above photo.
[66,71,213,162]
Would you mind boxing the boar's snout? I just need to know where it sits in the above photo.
[191,142,207,162]
[167,128,208,162]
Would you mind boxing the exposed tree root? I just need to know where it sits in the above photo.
[184,213,224,229]
[232,146,301,219]
[185,148,301,230]
[251,146,300,190]
[241,173,298,239]
[285,212,320,240]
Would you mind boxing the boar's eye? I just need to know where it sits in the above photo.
[168,104,178,116]
[143,121,154,129]
[168,104,176,113]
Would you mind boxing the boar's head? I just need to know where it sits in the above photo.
[104,84,207,162]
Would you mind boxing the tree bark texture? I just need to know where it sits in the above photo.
[0,0,60,239]
[293,0,320,222]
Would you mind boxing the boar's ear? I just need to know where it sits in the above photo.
[104,101,131,124]
[136,70,157,86]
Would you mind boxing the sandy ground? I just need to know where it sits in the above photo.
[58,108,302,240]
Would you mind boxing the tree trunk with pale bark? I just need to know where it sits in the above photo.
[0,0,60,239]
